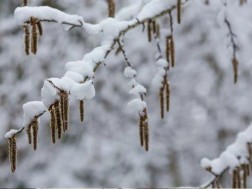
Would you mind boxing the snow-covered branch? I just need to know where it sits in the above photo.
[6,0,189,172]
[201,124,252,188]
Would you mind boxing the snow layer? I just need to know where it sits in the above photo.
[124,66,137,78]
[71,80,95,100]
[22,101,46,127]
[14,6,84,25]
[127,98,147,115]
[4,129,20,138]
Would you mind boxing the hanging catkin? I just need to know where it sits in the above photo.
[26,124,32,144]
[159,86,165,119]
[55,101,62,139]
[49,105,56,143]
[8,136,17,172]
[64,94,69,131]
[60,94,66,132]
[30,17,38,54]
[36,21,43,36]
[147,20,152,42]
[232,57,239,84]
[170,36,175,67]
[22,0,27,6]
[177,0,181,24]
[32,119,38,150]
[107,0,115,17]
[23,25,30,55]
[79,100,84,122]
[139,116,144,147]
[165,80,170,112]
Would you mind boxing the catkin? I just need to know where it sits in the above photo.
[165,80,170,112]
[152,20,156,34]
[23,0,28,6]
[8,136,16,173]
[55,101,62,139]
[107,0,115,17]
[23,25,30,55]
[147,20,152,42]
[156,23,160,38]
[64,94,69,131]
[60,95,65,132]
[166,36,171,64]
[139,116,144,147]
[242,164,247,188]
[160,87,164,119]
[30,17,38,54]
[26,124,32,144]
[36,21,43,36]
[32,119,38,150]
[232,57,239,84]
[50,105,56,143]
[143,112,149,151]
[177,0,181,24]
[170,36,175,67]
[79,100,84,122]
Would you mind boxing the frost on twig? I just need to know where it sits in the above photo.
[201,123,252,188]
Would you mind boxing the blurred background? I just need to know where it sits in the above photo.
[0,0,252,187]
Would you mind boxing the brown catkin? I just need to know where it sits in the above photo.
[139,116,144,147]
[165,80,170,112]
[60,94,65,132]
[160,87,165,119]
[50,105,56,143]
[143,111,149,151]
[23,25,30,55]
[26,124,32,144]
[36,21,43,36]
[23,0,28,6]
[79,100,84,122]
[232,169,237,188]
[64,94,69,131]
[55,101,62,139]
[166,36,171,64]
[232,57,239,84]
[32,119,38,150]
[156,23,160,38]
[246,164,250,176]
[242,164,247,188]
[107,0,115,17]
[30,17,38,54]
[177,0,181,24]
[170,35,175,67]
[147,20,152,42]
[8,136,16,172]
[152,20,156,34]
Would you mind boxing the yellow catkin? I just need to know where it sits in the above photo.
[30,17,38,54]
[32,119,38,150]
[50,105,56,143]
[177,0,181,24]
[26,124,32,144]
[23,25,30,55]
[147,20,152,42]
[79,100,84,122]
[23,0,28,6]
[8,136,16,173]
[165,80,170,112]
[36,21,43,36]
[232,57,239,84]
[107,0,115,17]
[55,101,62,139]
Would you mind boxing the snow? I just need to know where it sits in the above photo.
[129,84,146,96]
[22,101,46,127]
[64,71,84,83]
[4,129,20,138]
[14,6,84,26]
[127,98,147,115]
[71,80,95,100]
[41,80,59,108]
[201,123,252,174]
[124,66,137,78]
[65,60,94,78]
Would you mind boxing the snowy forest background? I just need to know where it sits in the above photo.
[1,0,252,187]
